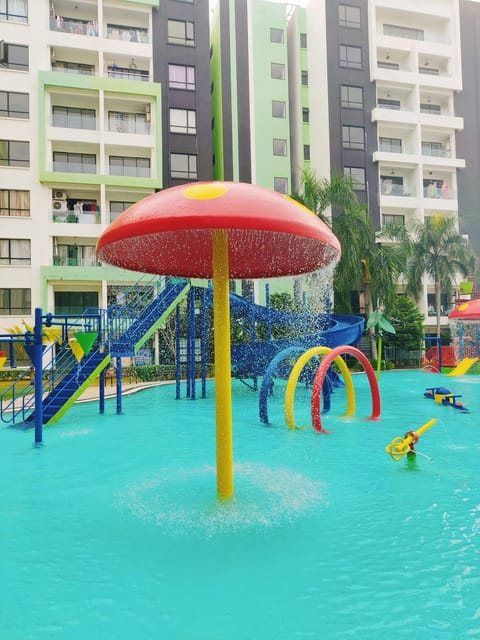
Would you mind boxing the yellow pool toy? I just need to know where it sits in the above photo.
[385,418,437,461]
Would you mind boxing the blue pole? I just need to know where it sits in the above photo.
[201,288,207,398]
[99,368,105,414]
[250,292,257,391]
[185,290,191,398]
[116,356,122,414]
[266,284,272,341]
[33,307,43,446]
[190,288,196,400]
[175,304,181,399]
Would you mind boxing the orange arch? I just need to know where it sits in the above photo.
[311,345,380,433]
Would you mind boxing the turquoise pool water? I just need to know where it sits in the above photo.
[2,370,480,639]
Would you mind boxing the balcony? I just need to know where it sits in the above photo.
[108,113,150,135]
[106,24,148,44]
[52,61,96,76]
[423,185,456,200]
[107,65,149,82]
[109,156,150,178]
[53,245,99,267]
[50,16,98,37]
[380,182,416,197]
[52,209,100,224]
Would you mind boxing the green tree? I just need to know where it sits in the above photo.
[292,168,358,223]
[405,216,475,339]
[383,296,424,352]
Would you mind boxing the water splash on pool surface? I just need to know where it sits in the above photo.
[116,461,327,537]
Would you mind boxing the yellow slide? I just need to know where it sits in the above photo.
[447,357,478,376]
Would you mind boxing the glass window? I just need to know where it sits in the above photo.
[272,100,286,118]
[271,63,285,80]
[168,64,196,90]
[341,85,363,110]
[339,45,362,69]
[0,189,30,218]
[169,108,197,134]
[54,291,98,315]
[304,145,310,161]
[52,61,95,75]
[0,238,30,265]
[0,189,29,216]
[300,33,307,48]
[109,201,135,223]
[52,106,95,130]
[420,103,441,115]
[274,177,288,194]
[342,125,365,150]
[0,288,31,315]
[108,111,148,134]
[0,140,29,167]
[53,151,96,174]
[383,24,424,41]
[0,43,28,70]
[170,153,198,179]
[301,70,308,86]
[0,91,29,118]
[344,166,366,190]
[377,98,401,110]
[379,137,402,153]
[273,139,287,156]
[109,156,150,177]
[338,5,361,29]
[167,19,195,47]
[270,28,284,43]
[302,108,310,123]
[382,213,405,227]
[0,0,28,22]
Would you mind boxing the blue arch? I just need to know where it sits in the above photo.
[259,346,313,425]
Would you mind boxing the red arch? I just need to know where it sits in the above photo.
[311,345,381,433]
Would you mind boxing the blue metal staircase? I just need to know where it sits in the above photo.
[0,277,190,427]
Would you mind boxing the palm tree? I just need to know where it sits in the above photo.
[292,168,358,223]
[291,169,359,307]
[405,216,475,339]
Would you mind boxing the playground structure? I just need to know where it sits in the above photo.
[0,275,366,438]
[385,418,437,461]
[423,298,480,374]
[259,344,380,433]
[96,181,343,498]
[424,386,470,412]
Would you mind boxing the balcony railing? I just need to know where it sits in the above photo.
[380,183,416,197]
[422,146,451,158]
[108,121,150,135]
[423,186,456,199]
[50,16,98,37]
[107,67,149,82]
[379,142,403,153]
[52,209,100,224]
[106,24,148,44]
[52,114,96,130]
[52,162,96,174]
[52,62,96,76]
[53,253,100,267]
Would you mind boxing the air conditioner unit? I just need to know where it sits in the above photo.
[53,199,68,213]
[53,190,67,200]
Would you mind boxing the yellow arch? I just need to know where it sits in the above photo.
[285,346,355,429]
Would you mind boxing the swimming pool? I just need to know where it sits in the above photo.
[2,370,480,639]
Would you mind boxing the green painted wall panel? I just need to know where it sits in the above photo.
[250,0,291,190]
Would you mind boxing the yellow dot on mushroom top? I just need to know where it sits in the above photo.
[284,195,318,217]
[183,183,228,200]
[458,303,470,311]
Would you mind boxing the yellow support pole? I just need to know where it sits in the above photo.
[212,229,234,498]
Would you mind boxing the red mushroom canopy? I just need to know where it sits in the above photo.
[96,182,341,278]
[449,299,480,321]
